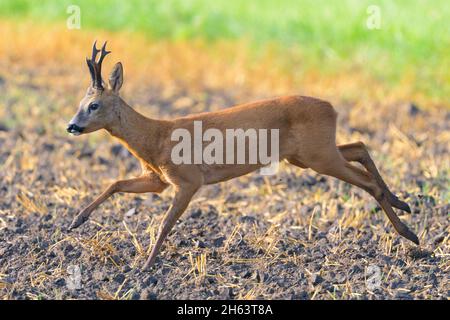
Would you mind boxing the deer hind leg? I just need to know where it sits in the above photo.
[307,150,419,245]
[286,157,309,169]
[69,173,168,230]
[338,142,411,213]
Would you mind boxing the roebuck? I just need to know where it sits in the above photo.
[67,42,418,270]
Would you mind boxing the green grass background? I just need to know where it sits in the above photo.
[1,0,449,103]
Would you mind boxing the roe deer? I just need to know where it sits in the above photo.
[67,42,419,270]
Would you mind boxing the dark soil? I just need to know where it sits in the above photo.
[0,66,448,300]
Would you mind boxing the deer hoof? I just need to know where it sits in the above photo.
[68,214,88,231]
[390,196,412,214]
[398,224,420,245]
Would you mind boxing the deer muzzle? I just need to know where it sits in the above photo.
[67,123,84,136]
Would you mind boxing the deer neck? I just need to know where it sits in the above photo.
[106,100,167,167]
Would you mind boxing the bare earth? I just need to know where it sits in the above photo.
[0,62,448,300]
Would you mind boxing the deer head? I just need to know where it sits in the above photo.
[67,41,124,135]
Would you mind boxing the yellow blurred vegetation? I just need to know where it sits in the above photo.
[0,19,446,111]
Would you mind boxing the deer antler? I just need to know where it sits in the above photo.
[86,40,111,90]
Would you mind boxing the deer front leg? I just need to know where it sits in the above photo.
[143,184,199,270]
[68,173,168,230]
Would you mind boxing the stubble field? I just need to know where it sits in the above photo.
[0,20,449,300]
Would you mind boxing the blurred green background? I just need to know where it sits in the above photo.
[1,0,449,103]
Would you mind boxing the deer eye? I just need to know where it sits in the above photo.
[88,103,100,113]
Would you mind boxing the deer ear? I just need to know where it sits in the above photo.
[108,62,123,93]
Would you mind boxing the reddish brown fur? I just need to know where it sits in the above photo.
[67,46,419,270]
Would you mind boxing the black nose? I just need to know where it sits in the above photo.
[67,124,84,133]
[67,124,74,133]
